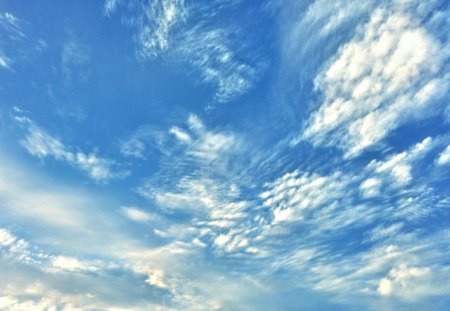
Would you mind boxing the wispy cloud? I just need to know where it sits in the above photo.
[2,1,450,309]
[103,0,122,16]
[173,25,260,103]
[105,0,263,102]
[0,12,25,70]
[121,206,154,223]
[17,116,128,182]
[61,36,91,85]
[134,0,188,58]
[0,12,25,41]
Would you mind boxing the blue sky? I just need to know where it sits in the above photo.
[1,0,450,310]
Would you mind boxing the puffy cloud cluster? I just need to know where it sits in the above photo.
[303,3,449,157]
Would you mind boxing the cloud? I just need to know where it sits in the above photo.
[0,53,10,69]
[134,115,259,256]
[61,37,91,85]
[169,126,192,144]
[120,137,147,158]
[0,295,82,311]
[0,228,129,310]
[105,0,188,58]
[127,106,450,308]
[436,145,450,166]
[103,0,121,16]
[364,137,434,189]
[0,229,34,264]
[106,0,263,102]
[377,264,450,299]
[118,126,164,159]
[122,242,268,310]
[260,170,354,224]
[0,12,25,41]
[121,206,153,222]
[2,1,450,309]
[0,12,25,70]
[359,177,382,198]
[51,256,99,273]
[301,4,449,157]
[367,223,404,242]
[0,228,18,247]
[173,25,259,103]
[135,0,188,58]
[75,152,126,182]
[17,117,128,182]
[20,120,72,161]
[142,114,239,172]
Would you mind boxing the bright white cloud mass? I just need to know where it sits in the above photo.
[0,0,449,310]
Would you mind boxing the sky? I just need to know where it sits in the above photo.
[0,0,450,310]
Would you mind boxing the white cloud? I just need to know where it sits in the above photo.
[302,6,449,157]
[261,170,353,224]
[18,117,127,182]
[367,223,404,242]
[52,256,98,274]
[366,137,434,188]
[20,122,73,161]
[120,137,147,158]
[0,229,41,268]
[134,0,188,58]
[118,125,162,159]
[169,126,192,144]
[135,116,254,255]
[163,114,238,163]
[0,296,63,311]
[122,241,267,309]
[0,53,10,69]
[75,152,124,182]
[436,145,450,166]
[359,177,382,198]
[376,265,445,299]
[175,26,259,102]
[0,12,25,70]
[144,268,168,289]
[121,206,153,222]
[109,0,260,102]
[0,12,24,39]
[214,234,230,248]
[104,0,121,16]
[0,228,17,247]
[51,256,98,273]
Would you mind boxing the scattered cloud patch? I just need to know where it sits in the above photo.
[365,137,434,189]
[377,264,450,299]
[103,0,121,16]
[436,145,450,166]
[1,1,450,310]
[17,117,128,182]
[302,5,449,157]
[261,170,354,224]
[105,0,263,102]
[51,256,98,273]
[0,12,25,69]
[0,12,25,41]
[121,206,153,223]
